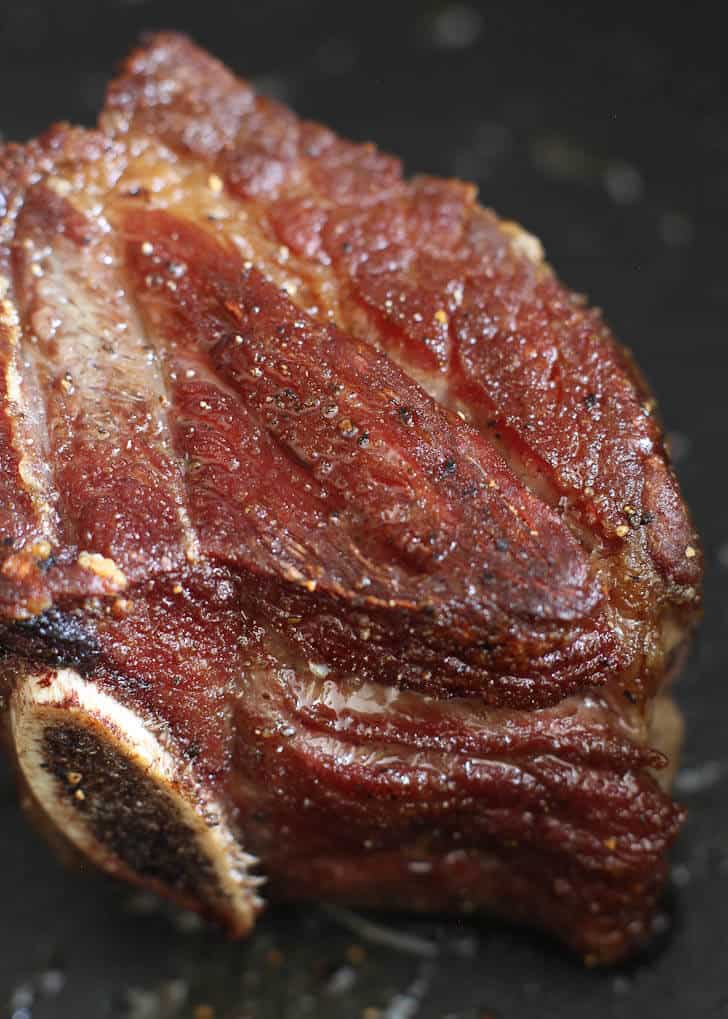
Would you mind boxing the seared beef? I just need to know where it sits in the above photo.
[0,34,701,963]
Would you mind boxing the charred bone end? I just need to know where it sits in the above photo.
[10,668,262,935]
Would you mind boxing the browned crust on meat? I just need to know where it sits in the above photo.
[0,33,703,964]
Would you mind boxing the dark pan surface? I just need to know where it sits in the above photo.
[1,2,726,1016]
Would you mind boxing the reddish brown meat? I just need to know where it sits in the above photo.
[0,34,701,963]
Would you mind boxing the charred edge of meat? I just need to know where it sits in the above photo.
[1,608,100,673]
[10,668,263,935]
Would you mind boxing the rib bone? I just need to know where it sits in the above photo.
[11,667,262,934]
